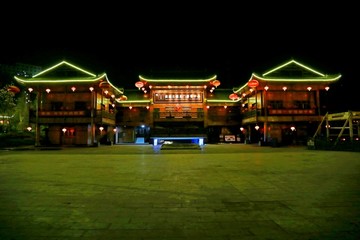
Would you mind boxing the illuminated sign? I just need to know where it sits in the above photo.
[153,90,203,103]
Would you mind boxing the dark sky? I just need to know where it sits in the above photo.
[1,3,358,111]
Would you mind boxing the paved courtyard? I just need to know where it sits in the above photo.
[0,144,360,239]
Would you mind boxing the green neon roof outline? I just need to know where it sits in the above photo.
[33,61,96,78]
[232,59,341,93]
[206,99,242,103]
[252,73,341,82]
[139,75,217,82]
[14,60,124,94]
[15,73,105,83]
[263,59,325,77]
[115,100,151,104]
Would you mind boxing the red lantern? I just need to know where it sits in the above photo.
[135,81,144,89]
[99,81,110,88]
[211,80,221,87]
[229,93,239,100]
[119,95,127,101]
[7,85,20,94]
[247,79,259,88]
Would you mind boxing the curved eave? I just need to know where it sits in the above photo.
[206,99,242,103]
[233,73,341,94]
[15,73,124,94]
[233,82,251,94]
[103,74,124,94]
[139,75,217,83]
[15,74,105,84]
[252,73,342,82]
[115,100,151,104]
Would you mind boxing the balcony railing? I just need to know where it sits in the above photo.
[30,109,116,123]
[38,110,88,117]
[242,108,317,119]
[153,111,204,121]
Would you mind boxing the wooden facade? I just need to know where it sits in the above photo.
[15,59,341,146]
[15,61,123,146]
[233,59,341,145]
[115,75,240,144]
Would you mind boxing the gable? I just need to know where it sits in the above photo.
[262,60,325,78]
[33,61,96,79]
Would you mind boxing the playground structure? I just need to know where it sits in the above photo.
[309,111,360,151]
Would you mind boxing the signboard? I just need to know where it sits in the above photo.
[224,135,236,142]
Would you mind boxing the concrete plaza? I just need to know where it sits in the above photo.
[0,144,360,239]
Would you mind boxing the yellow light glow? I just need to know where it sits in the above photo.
[252,73,341,82]
[263,60,325,77]
[232,61,341,94]
[139,75,217,83]
[33,61,96,78]
[206,99,241,103]
[16,68,124,95]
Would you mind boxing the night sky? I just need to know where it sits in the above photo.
[1,3,358,111]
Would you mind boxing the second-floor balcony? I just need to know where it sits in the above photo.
[29,109,116,124]
[38,110,88,117]
[242,108,317,119]
[154,111,204,122]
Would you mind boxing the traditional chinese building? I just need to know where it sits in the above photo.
[233,59,342,146]
[14,61,124,146]
[115,74,241,145]
[14,58,342,147]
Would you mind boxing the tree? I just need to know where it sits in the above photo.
[0,85,17,133]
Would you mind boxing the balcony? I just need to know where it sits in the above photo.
[38,110,88,117]
[29,109,115,124]
[153,111,204,122]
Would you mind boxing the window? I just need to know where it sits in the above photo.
[51,102,63,111]
[268,100,283,109]
[75,101,87,110]
[293,101,310,109]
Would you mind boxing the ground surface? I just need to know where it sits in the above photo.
[1,144,359,239]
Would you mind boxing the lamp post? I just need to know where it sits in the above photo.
[247,79,259,144]
[35,88,40,147]
[89,87,95,146]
